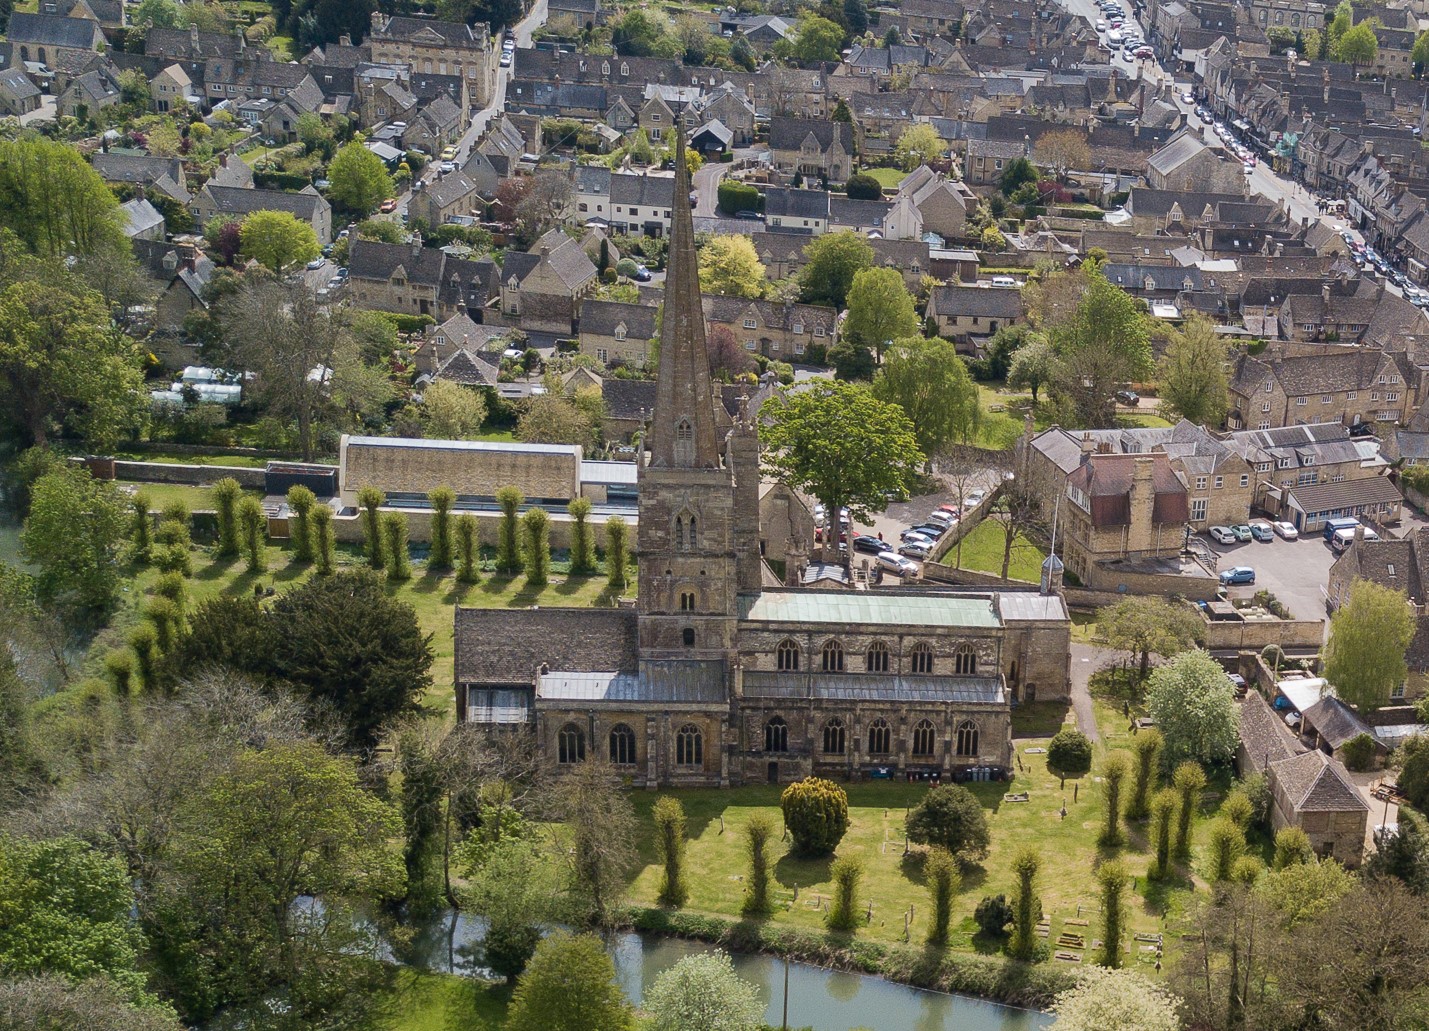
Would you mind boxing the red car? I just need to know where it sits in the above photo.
[379,198,398,213]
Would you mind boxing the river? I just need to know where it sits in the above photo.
[394,909,1052,1031]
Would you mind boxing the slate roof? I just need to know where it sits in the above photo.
[580,299,657,338]
[764,186,828,220]
[1303,696,1376,750]
[1230,350,1402,399]
[374,14,488,46]
[502,230,597,292]
[1269,748,1369,813]
[929,284,1025,320]
[768,116,853,152]
[702,295,838,335]
[1238,691,1298,772]
[7,11,103,48]
[609,172,674,208]
[144,26,241,60]
[119,197,164,237]
[421,169,481,211]
[828,196,890,229]
[454,607,638,684]
[349,238,451,284]
[1147,130,1214,176]
[202,185,326,220]
[434,348,499,386]
[1286,476,1403,514]
[0,68,41,101]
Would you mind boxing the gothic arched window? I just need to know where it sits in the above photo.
[777,639,800,671]
[865,640,890,673]
[953,644,977,676]
[868,718,891,755]
[558,723,585,764]
[822,717,846,754]
[912,719,936,757]
[765,716,788,753]
[910,642,934,675]
[821,639,845,672]
[609,724,636,765]
[676,723,703,767]
[956,720,979,757]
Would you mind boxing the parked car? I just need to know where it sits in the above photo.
[875,552,919,576]
[1182,91,1194,104]
[439,160,456,173]
[909,523,946,539]
[1249,521,1274,542]
[633,265,653,282]
[851,535,885,554]
[1219,566,1256,585]
[305,257,326,270]
[1114,389,1139,405]
[1207,526,1237,545]
[379,198,398,213]
[440,145,458,161]
[1095,18,1107,29]
[1231,524,1253,542]
[927,510,955,527]
[899,542,931,559]
[963,489,987,509]
[900,529,936,545]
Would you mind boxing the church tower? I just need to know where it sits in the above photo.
[636,124,741,658]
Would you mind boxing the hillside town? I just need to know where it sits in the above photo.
[6,0,1429,1025]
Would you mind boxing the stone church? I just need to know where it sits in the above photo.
[452,131,1072,787]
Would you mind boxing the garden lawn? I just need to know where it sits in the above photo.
[861,167,907,190]
[944,519,1046,583]
[108,449,274,468]
[115,480,260,514]
[376,969,510,1031]
[973,384,1040,450]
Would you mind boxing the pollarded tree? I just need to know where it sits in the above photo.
[357,486,385,569]
[825,855,864,932]
[643,951,764,1031]
[1323,579,1417,713]
[521,507,550,587]
[327,141,396,216]
[239,210,320,273]
[568,497,596,574]
[872,336,981,465]
[428,487,455,570]
[211,478,243,558]
[698,235,766,298]
[1147,651,1240,769]
[781,776,849,856]
[286,485,316,563]
[653,796,689,908]
[1049,967,1181,1031]
[1125,728,1164,821]
[1098,596,1204,682]
[496,486,524,575]
[1157,315,1231,427]
[455,514,479,584]
[906,783,991,864]
[1172,760,1207,859]
[1008,845,1041,961]
[760,380,922,562]
[605,516,630,590]
[312,504,335,575]
[1097,859,1129,968]
[741,812,778,917]
[1273,826,1315,870]
[1148,788,1178,879]
[798,230,875,308]
[382,511,411,581]
[843,267,919,360]
[1100,752,1131,848]
[506,932,635,1031]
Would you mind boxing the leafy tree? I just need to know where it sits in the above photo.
[286,485,316,563]
[266,570,434,749]
[357,485,385,569]
[1204,816,1245,883]
[873,336,980,463]
[1172,761,1207,859]
[781,776,849,856]
[1126,728,1164,821]
[845,172,883,199]
[552,761,637,926]
[1047,728,1093,779]
[924,847,960,946]
[496,486,524,575]
[978,324,1028,381]
[798,230,874,307]
[1272,826,1315,869]
[456,837,557,982]
[845,268,918,359]
[0,974,183,1031]
[1006,333,1055,403]
[1034,129,1091,180]
[981,225,1007,251]
[998,157,1039,196]
[761,380,922,560]
[423,379,487,438]
[611,9,680,57]
[1148,651,1239,769]
[427,487,454,570]
[1221,787,1253,829]
[237,496,266,573]
[1323,579,1416,713]
[1048,266,1153,427]
[975,894,1014,937]
[742,812,778,917]
[507,932,634,1031]
[730,33,757,69]
[382,511,411,580]
[825,855,864,932]
[1100,752,1130,848]
[906,784,991,863]
[894,123,947,170]
[1097,859,1129,967]
[0,139,128,257]
[567,497,596,574]
[1098,596,1204,681]
[455,513,479,584]
[0,275,147,450]
[698,235,766,298]
[1049,968,1181,1031]
[1158,315,1231,426]
[327,141,395,216]
[521,507,550,587]
[22,467,130,618]
[1335,21,1378,65]
[1148,788,1177,879]
[644,952,763,1031]
[1008,845,1040,961]
[787,14,845,62]
[606,516,630,590]
[0,837,155,1006]
[828,341,876,381]
[239,210,320,273]
[1366,805,1429,892]
[653,796,689,908]
[1414,29,1429,74]
[517,394,599,448]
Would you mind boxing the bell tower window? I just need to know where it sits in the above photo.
[679,591,696,611]
[675,419,694,464]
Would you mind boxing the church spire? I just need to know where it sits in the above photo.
[648,112,721,470]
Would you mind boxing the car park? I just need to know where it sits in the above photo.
[1219,566,1256,585]
[851,535,886,554]
[1249,521,1274,542]
[1231,524,1253,542]
[1208,526,1237,545]
[899,542,931,559]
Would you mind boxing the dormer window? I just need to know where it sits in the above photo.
[602,61,610,74]
[614,322,627,341]
[620,62,629,75]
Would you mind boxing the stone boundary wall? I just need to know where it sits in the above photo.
[112,461,266,489]
[1201,617,1325,651]
[928,484,1003,564]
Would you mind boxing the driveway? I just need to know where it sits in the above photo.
[1199,527,1334,623]
[1069,643,1117,744]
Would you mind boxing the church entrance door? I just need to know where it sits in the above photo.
[767,761,779,784]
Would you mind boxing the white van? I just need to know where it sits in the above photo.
[1331,525,1380,552]
[1107,28,1125,46]
[989,275,1019,288]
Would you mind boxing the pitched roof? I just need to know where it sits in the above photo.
[580,299,657,338]
[1303,696,1376,750]
[1286,476,1402,515]
[1066,452,1189,526]
[6,11,103,48]
[434,348,499,386]
[201,184,327,220]
[1269,748,1369,813]
[1238,691,1298,772]
[609,172,674,208]
[768,116,853,152]
[348,238,450,284]
[119,197,164,236]
[928,284,1025,319]
[454,607,638,684]
[764,186,829,220]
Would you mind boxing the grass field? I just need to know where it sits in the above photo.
[973,384,1037,451]
[118,480,261,514]
[945,519,1047,583]
[862,167,907,189]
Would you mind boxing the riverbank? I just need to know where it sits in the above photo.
[628,909,1077,1010]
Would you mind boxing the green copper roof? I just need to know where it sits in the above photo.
[740,590,1000,628]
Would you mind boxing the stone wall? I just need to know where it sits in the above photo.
[339,437,583,507]
[79,456,266,490]
[1200,615,1325,651]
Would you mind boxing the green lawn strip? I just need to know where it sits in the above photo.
[946,520,1046,583]
[110,450,274,468]
[861,166,907,189]
[376,968,511,1031]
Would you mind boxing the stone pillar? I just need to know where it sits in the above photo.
[719,715,730,787]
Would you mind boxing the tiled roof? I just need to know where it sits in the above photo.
[1238,691,1298,772]
[202,185,326,220]
[580,299,657,338]
[1066,452,1189,526]
[1269,748,1369,813]
[768,116,853,152]
[1303,696,1375,750]
[454,607,638,684]
[1286,475,1403,514]
[929,284,1025,319]
[7,11,102,48]
[764,186,828,220]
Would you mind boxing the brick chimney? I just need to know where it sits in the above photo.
[1127,456,1157,553]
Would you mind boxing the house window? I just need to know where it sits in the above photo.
[821,639,845,672]
[910,642,934,674]
[955,720,979,757]
[911,719,937,757]
[1240,474,1249,487]
[745,340,756,351]
[1392,682,1406,700]
[1262,402,1272,413]
[953,644,977,676]
[743,317,757,328]
[557,723,585,764]
[609,723,637,765]
[651,113,661,122]
[777,639,800,671]
[1191,498,1208,521]
[822,717,846,754]
[793,321,804,334]
[1388,393,1400,402]
[866,641,890,672]
[1215,476,1224,489]
[868,718,892,754]
[1348,390,1357,400]
[814,326,826,337]
[1196,476,1207,490]
[675,724,703,766]
[1296,397,1306,406]
[1265,381,1273,393]
[596,348,608,363]
[1258,421,1271,430]
[614,323,627,341]
[765,716,789,753]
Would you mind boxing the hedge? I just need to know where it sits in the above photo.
[627,908,1077,1009]
[255,170,315,191]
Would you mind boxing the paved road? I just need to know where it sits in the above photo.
[1069,643,1117,744]
[692,161,728,217]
